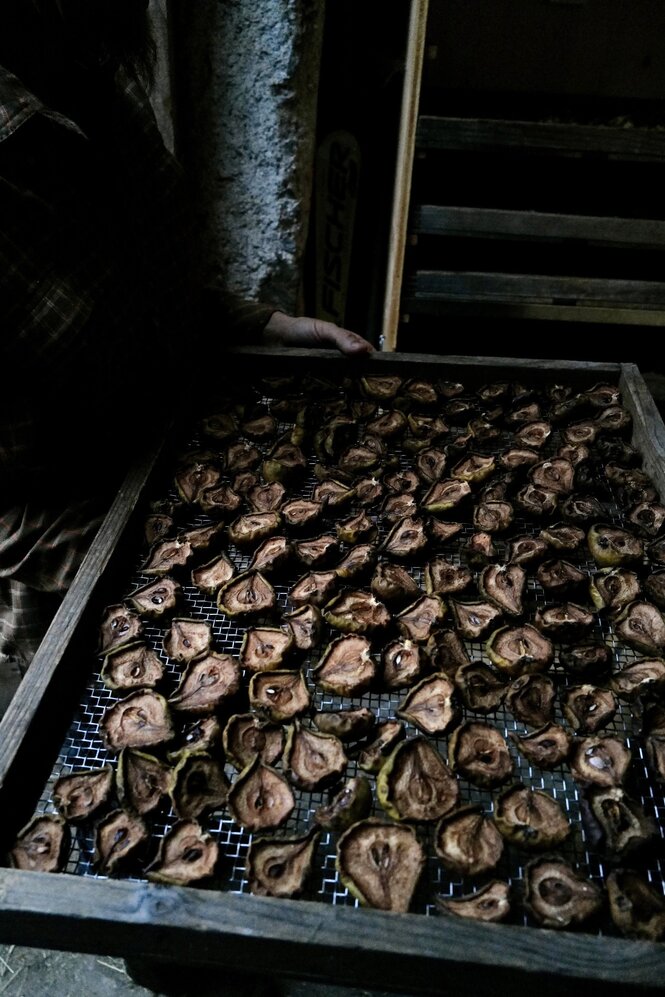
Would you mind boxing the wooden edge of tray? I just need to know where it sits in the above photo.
[619,362,665,497]
[0,870,663,994]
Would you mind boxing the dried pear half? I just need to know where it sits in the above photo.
[367,409,407,438]
[94,810,148,875]
[143,538,194,577]
[569,736,631,787]
[434,804,503,876]
[336,819,425,913]
[169,652,241,714]
[101,642,163,692]
[314,708,375,741]
[451,600,503,640]
[198,482,242,518]
[515,484,558,517]
[455,661,506,714]
[421,479,471,514]
[163,618,212,663]
[179,521,225,554]
[295,533,340,568]
[217,571,276,617]
[249,536,292,575]
[505,673,555,727]
[381,516,428,558]
[284,723,348,790]
[175,461,220,504]
[435,881,510,923]
[529,458,575,495]
[524,856,602,929]
[312,478,355,509]
[248,669,311,722]
[479,563,526,617]
[537,559,587,597]
[377,737,458,822]
[615,600,665,655]
[168,716,223,761]
[607,870,665,941]
[170,751,229,819]
[335,544,377,582]
[53,767,113,822]
[146,820,218,885]
[424,558,471,597]
[396,595,446,642]
[313,635,375,696]
[240,627,293,673]
[281,498,322,531]
[370,563,421,605]
[486,624,553,677]
[416,447,448,484]
[427,630,469,675]
[397,674,458,736]
[228,512,281,548]
[191,552,235,596]
[323,589,390,634]
[611,658,665,700]
[494,784,569,849]
[223,713,284,771]
[248,828,321,898]
[247,482,286,513]
[10,815,69,873]
[382,639,427,690]
[509,723,571,769]
[357,720,405,773]
[227,757,295,832]
[584,787,656,859]
[449,722,512,788]
[262,442,306,484]
[360,375,403,400]
[315,776,373,831]
[290,570,338,607]
[514,420,552,449]
[102,692,173,753]
[381,493,418,524]
[99,604,142,653]
[117,749,173,814]
[587,523,644,567]
[284,604,322,651]
[508,535,548,566]
[451,453,496,484]
[128,578,181,620]
[561,684,617,734]
[560,642,612,679]
[473,501,514,533]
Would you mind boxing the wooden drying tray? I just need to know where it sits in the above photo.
[0,349,663,996]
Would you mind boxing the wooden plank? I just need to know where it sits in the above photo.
[0,871,663,995]
[410,271,665,309]
[380,0,430,353]
[414,205,665,250]
[620,363,665,498]
[417,116,665,162]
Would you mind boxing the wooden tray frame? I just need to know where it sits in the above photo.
[1,348,664,995]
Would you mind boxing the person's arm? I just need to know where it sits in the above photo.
[263,311,374,355]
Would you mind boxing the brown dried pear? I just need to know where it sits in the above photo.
[284,723,348,790]
[146,820,218,885]
[615,600,665,655]
[163,618,212,663]
[102,692,173,753]
[228,512,281,548]
[377,737,458,822]
[313,635,375,697]
[607,870,665,941]
[143,538,194,577]
[381,516,428,558]
[171,751,229,819]
[217,571,276,617]
[505,673,556,728]
[434,805,503,876]
[99,604,142,653]
[479,563,526,617]
[494,784,570,849]
[53,767,113,822]
[227,757,295,832]
[455,662,507,714]
[247,828,321,898]
[370,563,421,605]
[94,810,148,875]
[169,653,241,714]
[449,722,512,788]
[10,815,69,873]
[191,552,236,596]
[524,856,602,929]
[395,595,446,642]
[101,643,164,692]
[486,624,554,677]
[561,684,617,734]
[382,639,427,690]
[249,670,311,722]
[295,533,340,568]
[435,881,510,923]
[284,603,322,651]
[569,736,631,788]
[117,750,174,815]
[397,674,459,736]
[128,578,182,620]
[290,570,338,607]
[314,708,375,741]
[357,721,405,773]
[249,536,292,575]
[240,628,293,673]
[451,600,503,640]
[324,589,390,634]
[587,523,644,567]
[509,723,571,769]
[336,819,425,913]
[584,787,656,859]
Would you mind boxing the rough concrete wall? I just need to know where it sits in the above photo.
[174,0,326,314]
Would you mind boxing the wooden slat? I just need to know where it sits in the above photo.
[417,116,665,161]
[414,205,665,250]
[620,362,665,498]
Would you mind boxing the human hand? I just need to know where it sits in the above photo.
[263,312,373,356]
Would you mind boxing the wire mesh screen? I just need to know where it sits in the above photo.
[32,370,665,932]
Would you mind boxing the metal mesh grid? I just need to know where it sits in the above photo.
[33,374,665,931]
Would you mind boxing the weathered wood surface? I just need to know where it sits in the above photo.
[417,116,665,162]
[414,204,665,250]
[0,870,663,994]
[620,363,665,498]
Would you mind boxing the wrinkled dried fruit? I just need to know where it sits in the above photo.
[191,552,235,596]
[99,604,142,653]
[455,662,507,714]
[524,856,602,929]
[486,624,553,677]
[163,618,212,663]
[171,751,229,819]
[102,692,173,752]
[479,563,526,617]
[223,713,284,771]
[562,684,617,734]
[128,578,181,620]
[169,653,241,714]
[336,819,425,912]
[569,736,631,787]
[422,480,471,514]
[249,670,311,722]
[290,570,338,607]
[101,643,164,692]
[357,721,405,773]
[314,708,375,741]
[508,535,548,566]
[382,639,427,690]
[378,737,459,822]
[607,870,665,941]
[587,523,644,567]
[53,767,113,822]
[584,787,656,859]
[434,805,503,876]
[315,776,373,831]
[381,516,428,558]
[94,809,148,874]
[284,723,348,790]
[505,673,555,727]
[448,722,512,788]
[10,815,69,873]
[494,784,569,849]
[397,674,459,736]
[117,750,173,815]
[229,512,281,548]
[435,881,510,923]
[143,538,194,577]
[146,820,218,885]
[248,828,321,898]
[451,600,503,640]
[537,559,586,596]
[615,601,665,655]
[227,758,295,832]
[509,723,571,769]
[610,658,665,700]
[395,595,446,642]
[240,628,293,673]
[313,635,375,697]
[534,602,595,639]
[370,563,421,605]
[284,604,322,651]
[218,571,276,616]
[324,589,390,634]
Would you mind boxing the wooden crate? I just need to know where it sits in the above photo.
[0,349,664,995]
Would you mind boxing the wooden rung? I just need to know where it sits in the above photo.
[416,116,665,162]
[413,205,665,250]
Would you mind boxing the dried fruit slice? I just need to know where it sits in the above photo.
[562,420,598,445]
[562,684,617,734]
[228,512,281,548]
[524,856,602,929]
[143,538,194,577]
[336,819,425,912]
[290,570,338,607]
[313,635,375,696]
[281,498,322,531]
[645,570,665,609]
[355,476,384,506]
[249,670,310,722]
[628,501,665,538]
[560,642,612,679]
[427,519,464,544]
[223,714,284,771]
[170,751,229,819]
[449,722,512,788]
[530,458,575,495]
[168,717,223,761]
[370,563,420,605]
[514,420,552,449]
[94,810,148,874]
[479,563,526,617]
[515,484,558,517]
[561,493,605,524]
[315,776,373,831]
[607,870,665,941]
[416,448,448,484]
[540,523,585,551]
[357,721,405,773]
[240,628,293,673]
[395,595,446,642]
[587,523,644,567]
[284,604,322,651]
[247,482,286,514]
[452,453,496,484]
[508,535,548,566]
[117,750,173,815]
[367,409,407,438]
[146,820,218,885]
[505,673,555,727]
[569,736,631,787]
[381,516,428,558]
[455,662,506,714]
[101,643,164,692]
[324,589,390,634]
[295,533,340,568]
[377,737,458,822]
[101,692,173,753]
[434,805,503,876]
[99,604,142,653]
[314,708,375,741]
[10,815,69,873]
[128,578,182,620]
[610,658,665,700]
[360,375,402,400]
[227,758,295,831]
[509,723,571,769]
[175,461,220,504]
[163,618,211,663]
[451,600,502,640]
[486,624,554,677]
[218,571,276,616]
[199,482,242,518]
[424,558,472,597]
[191,552,236,596]
[284,723,347,790]
[584,787,656,859]
[421,480,471,514]
[169,653,241,714]
[262,442,307,483]
[397,674,458,736]
[312,478,355,509]
[53,767,113,822]
[247,828,321,898]
[435,881,510,923]
[381,639,426,690]
[494,784,569,849]
[537,559,587,597]
[615,601,665,654]
[381,493,418,524]
[335,544,377,582]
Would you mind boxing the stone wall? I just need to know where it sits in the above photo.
[170,0,326,315]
